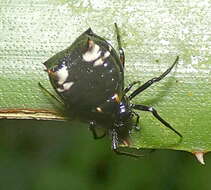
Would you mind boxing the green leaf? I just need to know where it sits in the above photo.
[0,0,210,157]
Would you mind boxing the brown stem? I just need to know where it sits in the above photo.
[0,109,66,121]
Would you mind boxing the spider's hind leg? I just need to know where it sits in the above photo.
[38,82,64,105]
[114,23,125,67]
[89,121,106,140]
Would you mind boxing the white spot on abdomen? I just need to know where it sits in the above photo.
[94,58,104,67]
[57,81,74,92]
[83,42,101,62]
[55,65,69,85]
[103,51,110,59]
[63,82,74,90]
[93,51,110,67]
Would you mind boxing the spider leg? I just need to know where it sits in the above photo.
[124,81,141,94]
[89,121,106,140]
[132,104,182,138]
[110,129,141,157]
[114,23,125,67]
[38,82,64,105]
[129,56,179,100]
[132,111,140,131]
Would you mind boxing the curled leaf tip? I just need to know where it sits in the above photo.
[193,152,205,165]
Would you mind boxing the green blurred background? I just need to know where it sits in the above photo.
[0,119,211,190]
[0,0,211,189]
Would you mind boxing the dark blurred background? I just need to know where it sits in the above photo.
[0,120,210,190]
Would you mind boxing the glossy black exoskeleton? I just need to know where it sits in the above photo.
[40,23,182,157]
